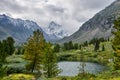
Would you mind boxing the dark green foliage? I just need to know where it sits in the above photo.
[58,54,73,61]
[89,38,96,45]
[63,41,79,50]
[24,29,45,72]
[68,41,74,49]
[89,38,105,45]
[0,37,15,58]
[15,47,24,55]
[0,40,8,78]
[6,37,15,55]
[102,44,105,51]
[83,41,88,47]
[108,37,110,41]
[0,63,7,78]
[79,45,82,49]
[76,73,95,80]
[16,48,22,55]
[94,40,100,51]
[63,42,69,50]
[61,77,67,80]
[24,30,60,78]
[74,43,79,50]
[112,18,120,45]
[112,45,116,51]
[63,41,74,50]
[90,38,101,51]
[0,37,15,63]
[7,67,25,74]
[99,38,106,42]
[43,43,61,78]
[112,17,120,70]
[2,40,8,54]
[0,41,7,63]
[53,44,60,52]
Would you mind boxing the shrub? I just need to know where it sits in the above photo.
[7,66,26,74]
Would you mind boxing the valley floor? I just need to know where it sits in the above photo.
[1,42,119,80]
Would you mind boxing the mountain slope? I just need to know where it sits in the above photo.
[58,0,120,44]
[0,14,49,44]
[43,21,69,41]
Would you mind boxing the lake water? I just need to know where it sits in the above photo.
[58,61,107,76]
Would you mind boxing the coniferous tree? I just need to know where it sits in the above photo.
[24,30,45,72]
[89,38,96,45]
[99,38,105,42]
[102,44,105,51]
[6,37,15,55]
[43,43,61,78]
[94,39,100,51]
[83,41,88,47]
[0,37,15,56]
[53,44,60,52]
[68,41,74,50]
[0,41,7,63]
[0,41,3,62]
[15,47,24,55]
[74,43,79,50]
[108,37,110,42]
[112,18,120,70]
[0,41,7,78]
[0,63,7,78]
[63,42,69,50]
[79,44,82,50]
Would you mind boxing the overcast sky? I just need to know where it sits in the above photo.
[0,0,115,34]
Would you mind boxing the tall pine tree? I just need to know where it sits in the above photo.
[43,43,60,78]
[53,44,60,52]
[24,30,45,72]
[69,41,74,50]
[112,18,120,70]
[94,39,100,51]
[0,41,7,63]
[6,37,15,55]
[0,41,7,78]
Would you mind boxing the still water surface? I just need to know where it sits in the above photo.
[58,61,107,76]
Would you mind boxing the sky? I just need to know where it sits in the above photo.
[0,0,115,34]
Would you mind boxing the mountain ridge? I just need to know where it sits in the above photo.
[57,0,120,44]
[0,14,69,44]
[0,14,49,44]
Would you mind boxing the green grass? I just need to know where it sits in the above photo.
[2,41,118,80]
[2,74,120,80]
[56,50,79,56]
[5,55,27,68]
[2,74,35,80]
[57,42,114,66]
[6,55,25,63]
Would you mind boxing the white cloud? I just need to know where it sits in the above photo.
[0,0,115,34]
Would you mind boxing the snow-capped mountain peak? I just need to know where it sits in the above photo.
[44,21,69,41]
[0,14,49,44]
[47,21,62,34]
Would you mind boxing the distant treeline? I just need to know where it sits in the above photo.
[53,37,109,52]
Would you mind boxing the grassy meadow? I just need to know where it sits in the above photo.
[1,41,120,80]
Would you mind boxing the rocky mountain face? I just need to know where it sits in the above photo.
[0,14,49,45]
[58,0,120,44]
[43,21,69,41]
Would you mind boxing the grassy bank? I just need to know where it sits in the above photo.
[57,42,114,66]
[1,41,117,80]
[2,70,120,80]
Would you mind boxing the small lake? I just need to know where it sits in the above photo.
[58,61,107,76]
